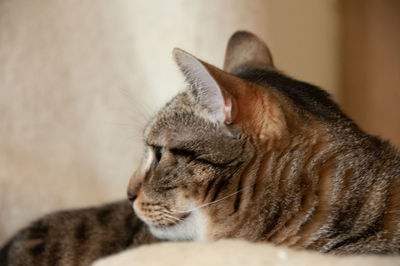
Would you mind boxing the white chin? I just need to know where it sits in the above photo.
[148,210,206,241]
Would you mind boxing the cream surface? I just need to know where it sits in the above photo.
[93,240,400,266]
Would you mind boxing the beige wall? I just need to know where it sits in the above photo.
[0,0,340,242]
[342,0,400,148]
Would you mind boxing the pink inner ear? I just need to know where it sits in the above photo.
[223,92,233,124]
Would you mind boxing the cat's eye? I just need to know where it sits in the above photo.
[154,146,166,162]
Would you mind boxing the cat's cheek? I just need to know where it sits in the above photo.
[132,198,147,224]
[131,194,157,226]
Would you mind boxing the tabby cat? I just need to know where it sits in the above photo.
[1,31,400,266]
[127,31,400,254]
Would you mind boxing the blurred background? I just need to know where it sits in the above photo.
[0,0,399,243]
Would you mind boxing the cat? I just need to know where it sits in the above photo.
[127,31,400,254]
[2,31,400,266]
[0,201,158,265]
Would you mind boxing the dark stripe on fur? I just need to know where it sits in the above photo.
[263,207,283,237]
[96,206,113,226]
[195,158,231,168]
[0,240,12,266]
[27,220,49,239]
[233,175,243,213]
[47,242,61,266]
[73,219,89,265]
[325,212,385,253]
[211,178,230,202]
[31,242,45,265]
[170,148,196,159]
[74,221,89,242]
[203,178,217,201]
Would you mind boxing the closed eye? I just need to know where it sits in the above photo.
[155,146,166,162]
[169,148,220,167]
[169,148,196,158]
[151,146,166,169]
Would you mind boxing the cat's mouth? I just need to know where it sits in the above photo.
[153,212,191,229]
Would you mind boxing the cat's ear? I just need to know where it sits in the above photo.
[223,31,274,74]
[173,48,235,124]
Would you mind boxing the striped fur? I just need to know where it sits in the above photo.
[0,201,158,266]
[127,31,400,254]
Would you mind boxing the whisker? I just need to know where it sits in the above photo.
[162,212,183,222]
[163,216,178,225]
[162,209,179,215]
[169,184,252,214]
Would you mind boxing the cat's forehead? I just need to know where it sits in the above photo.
[143,91,214,147]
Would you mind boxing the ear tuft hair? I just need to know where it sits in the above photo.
[173,48,232,124]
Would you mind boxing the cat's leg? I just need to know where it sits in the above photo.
[0,200,159,266]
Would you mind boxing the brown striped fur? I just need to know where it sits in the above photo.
[0,201,158,265]
[127,31,400,254]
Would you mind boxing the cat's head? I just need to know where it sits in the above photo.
[127,31,346,241]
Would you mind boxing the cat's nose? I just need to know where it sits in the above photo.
[127,177,142,204]
[127,190,137,203]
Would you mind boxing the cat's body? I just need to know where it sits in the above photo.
[223,69,400,254]
[127,31,400,254]
[0,201,158,266]
[1,31,400,265]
